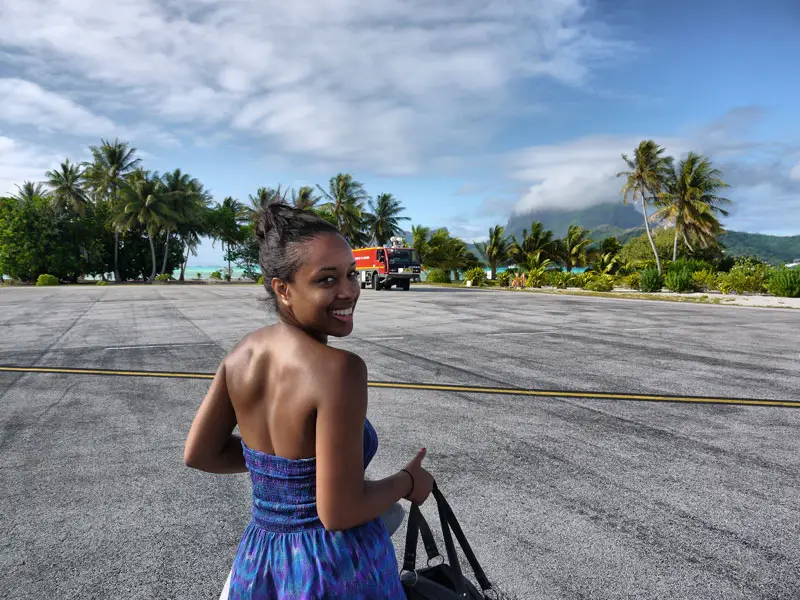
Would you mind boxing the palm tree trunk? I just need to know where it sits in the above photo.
[179,240,187,282]
[113,231,121,282]
[161,230,170,275]
[148,235,157,282]
[682,231,695,253]
[672,226,679,262]
[641,189,662,274]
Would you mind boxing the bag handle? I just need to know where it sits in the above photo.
[432,482,493,592]
[434,482,470,597]
[402,504,442,572]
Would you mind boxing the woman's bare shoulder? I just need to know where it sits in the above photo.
[222,326,276,372]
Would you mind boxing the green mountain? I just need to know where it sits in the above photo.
[717,231,800,265]
[505,203,642,240]
[502,203,800,265]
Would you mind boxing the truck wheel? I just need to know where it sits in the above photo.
[401,279,411,291]
[371,272,379,290]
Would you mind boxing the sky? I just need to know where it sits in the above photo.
[1,0,799,266]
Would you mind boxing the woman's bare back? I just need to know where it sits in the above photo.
[224,322,351,460]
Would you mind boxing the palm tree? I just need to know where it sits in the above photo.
[592,252,620,275]
[617,140,673,275]
[161,169,212,275]
[45,160,92,279]
[411,225,431,265]
[83,138,142,281]
[240,186,286,224]
[115,169,176,282]
[46,160,90,216]
[291,186,320,211]
[475,225,510,279]
[510,221,556,264]
[428,233,470,281]
[316,173,370,246]
[557,225,593,272]
[365,193,409,246]
[654,152,731,261]
[210,196,245,280]
[12,181,48,203]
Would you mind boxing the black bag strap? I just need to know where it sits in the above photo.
[434,482,469,597]
[402,503,422,573]
[402,504,442,572]
[433,482,493,592]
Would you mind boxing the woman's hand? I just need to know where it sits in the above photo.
[403,448,434,505]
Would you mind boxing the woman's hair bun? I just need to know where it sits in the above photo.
[255,197,292,241]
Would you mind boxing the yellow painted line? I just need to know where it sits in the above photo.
[0,366,213,380]
[1,365,797,408]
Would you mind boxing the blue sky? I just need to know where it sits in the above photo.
[1,0,798,267]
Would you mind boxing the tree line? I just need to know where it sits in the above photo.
[0,137,731,284]
[0,138,448,283]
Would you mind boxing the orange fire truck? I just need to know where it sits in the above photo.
[353,237,421,290]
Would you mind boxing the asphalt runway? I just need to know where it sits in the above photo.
[1,284,799,599]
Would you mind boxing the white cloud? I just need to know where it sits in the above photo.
[0,78,116,136]
[506,119,800,234]
[0,0,621,173]
[509,135,686,213]
[0,137,62,196]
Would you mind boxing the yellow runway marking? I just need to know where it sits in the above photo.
[1,365,798,408]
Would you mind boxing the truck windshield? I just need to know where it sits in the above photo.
[388,249,419,263]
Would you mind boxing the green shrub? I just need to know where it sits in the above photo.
[426,268,451,284]
[210,271,222,280]
[496,271,513,287]
[524,267,548,288]
[224,271,232,281]
[619,272,640,290]
[569,272,592,289]
[585,274,615,292]
[639,268,664,293]
[766,268,800,298]
[36,274,59,286]
[464,267,487,286]
[716,265,767,294]
[664,266,695,293]
[691,269,717,292]
[96,280,109,286]
[734,255,771,272]
[547,271,571,289]
[154,273,173,282]
[195,272,202,280]
[257,275,264,285]
[669,258,712,274]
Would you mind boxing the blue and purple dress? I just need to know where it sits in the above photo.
[227,418,405,599]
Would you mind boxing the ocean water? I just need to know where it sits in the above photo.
[183,266,253,280]
[76,266,255,281]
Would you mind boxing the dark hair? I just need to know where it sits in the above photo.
[256,199,342,310]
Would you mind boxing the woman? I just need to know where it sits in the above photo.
[184,200,434,599]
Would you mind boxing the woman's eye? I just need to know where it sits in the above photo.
[348,271,358,279]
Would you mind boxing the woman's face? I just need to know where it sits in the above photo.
[273,232,361,340]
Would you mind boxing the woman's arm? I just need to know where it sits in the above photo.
[184,361,247,474]
[314,352,414,531]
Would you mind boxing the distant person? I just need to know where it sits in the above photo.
[184,200,433,599]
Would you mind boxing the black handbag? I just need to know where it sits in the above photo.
[401,481,495,599]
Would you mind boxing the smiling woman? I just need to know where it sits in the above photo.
[183,199,434,599]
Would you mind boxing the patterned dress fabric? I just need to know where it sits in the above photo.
[227,418,405,599]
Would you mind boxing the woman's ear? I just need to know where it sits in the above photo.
[271,277,291,308]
